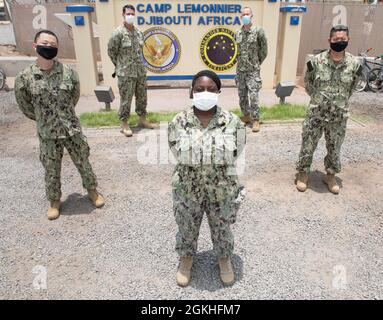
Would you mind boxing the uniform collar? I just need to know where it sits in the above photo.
[241,24,257,33]
[31,60,61,78]
[186,106,228,128]
[325,50,349,69]
[121,25,137,35]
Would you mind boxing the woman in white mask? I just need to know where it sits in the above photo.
[168,70,246,287]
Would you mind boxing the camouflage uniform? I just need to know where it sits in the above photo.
[168,107,246,258]
[14,61,98,201]
[107,26,147,121]
[297,50,361,174]
[235,25,268,120]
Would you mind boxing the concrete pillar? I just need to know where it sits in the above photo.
[95,0,117,91]
[65,5,98,94]
[277,5,307,85]
[261,0,281,89]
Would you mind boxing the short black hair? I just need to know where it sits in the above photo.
[241,6,253,14]
[192,70,222,91]
[330,25,349,38]
[122,4,135,14]
[34,30,59,43]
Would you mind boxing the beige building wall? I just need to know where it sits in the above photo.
[298,3,383,75]
[97,0,271,88]
[10,2,100,60]
[66,6,99,94]
[276,8,305,84]
[67,1,307,93]
[261,1,280,89]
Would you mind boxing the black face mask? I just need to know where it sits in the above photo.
[330,40,348,53]
[36,45,58,60]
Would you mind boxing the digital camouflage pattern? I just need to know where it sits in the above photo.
[168,107,246,258]
[236,71,262,120]
[15,61,82,140]
[117,75,147,121]
[107,26,146,78]
[297,50,361,174]
[235,25,268,73]
[235,25,268,120]
[39,134,97,201]
[14,61,98,201]
[108,26,147,121]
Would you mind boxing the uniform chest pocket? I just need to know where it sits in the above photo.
[179,137,191,152]
[340,71,354,84]
[31,81,48,96]
[137,34,144,47]
[122,37,132,48]
[248,34,257,43]
[315,71,332,85]
[223,133,237,151]
[59,81,74,91]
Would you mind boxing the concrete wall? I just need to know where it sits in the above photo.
[298,2,383,75]
[92,0,304,91]
[9,1,100,60]
[0,21,15,45]
[97,0,266,83]
[7,1,307,93]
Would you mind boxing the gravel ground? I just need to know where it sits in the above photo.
[0,91,382,300]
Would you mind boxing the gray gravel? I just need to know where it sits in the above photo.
[350,91,383,122]
[0,90,383,299]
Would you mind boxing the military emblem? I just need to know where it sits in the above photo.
[142,27,181,73]
[200,27,238,72]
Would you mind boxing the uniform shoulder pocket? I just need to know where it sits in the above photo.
[60,66,76,90]
[307,60,314,72]
[235,32,242,43]
[122,36,132,48]
[137,31,144,46]
[59,82,74,91]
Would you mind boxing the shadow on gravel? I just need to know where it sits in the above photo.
[307,170,343,194]
[60,193,97,216]
[189,250,243,292]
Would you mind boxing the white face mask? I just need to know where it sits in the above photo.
[192,91,219,111]
[125,15,135,25]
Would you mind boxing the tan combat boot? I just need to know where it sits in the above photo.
[88,189,105,208]
[138,116,156,129]
[240,114,252,124]
[47,200,61,220]
[121,121,133,137]
[176,256,193,287]
[323,173,340,194]
[252,120,260,133]
[296,171,308,192]
[218,257,235,286]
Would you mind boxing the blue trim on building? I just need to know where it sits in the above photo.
[280,5,307,13]
[290,16,300,25]
[74,16,85,26]
[147,74,236,81]
[66,5,94,13]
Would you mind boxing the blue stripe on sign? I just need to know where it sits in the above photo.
[147,75,236,80]
[280,5,307,13]
[66,5,94,13]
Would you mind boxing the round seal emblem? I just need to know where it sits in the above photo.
[142,27,181,73]
[199,27,238,72]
